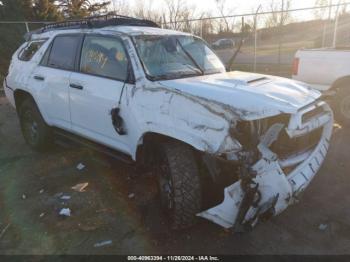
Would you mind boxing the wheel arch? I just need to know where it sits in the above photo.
[14,89,34,111]
[135,131,201,164]
[13,89,50,125]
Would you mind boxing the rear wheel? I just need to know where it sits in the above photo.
[155,142,202,230]
[18,98,52,151]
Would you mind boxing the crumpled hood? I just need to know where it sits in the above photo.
[159,71,321,120]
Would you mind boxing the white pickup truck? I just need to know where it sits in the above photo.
[292,47,350,124]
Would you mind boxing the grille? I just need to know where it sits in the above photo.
[271,127,323,159]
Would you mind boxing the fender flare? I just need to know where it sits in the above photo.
[13,89,52,126]
[133,130,213,161]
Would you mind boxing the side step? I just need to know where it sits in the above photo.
[53,128,133,164]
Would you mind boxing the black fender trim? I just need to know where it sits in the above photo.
[4,77,14,91]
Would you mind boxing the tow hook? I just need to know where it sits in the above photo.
[234,180,280,232]
[233,180,260,232]
[234,152,280,232]
[233,157,260,232]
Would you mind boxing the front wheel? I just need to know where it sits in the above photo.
[155,142,202,230]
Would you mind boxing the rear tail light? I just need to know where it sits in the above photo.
[292,58,300,76]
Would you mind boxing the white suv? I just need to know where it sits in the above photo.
[4,15,333,230]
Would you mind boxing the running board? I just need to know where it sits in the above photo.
[53,128,133,164]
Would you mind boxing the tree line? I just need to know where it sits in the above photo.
[0,0,111,21]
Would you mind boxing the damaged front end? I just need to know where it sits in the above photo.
[198,101,333,230]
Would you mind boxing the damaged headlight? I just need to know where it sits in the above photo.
[230,114,290,150]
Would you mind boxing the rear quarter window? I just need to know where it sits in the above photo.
[18,40,46,61]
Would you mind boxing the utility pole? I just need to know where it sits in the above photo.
[277,0,284,75]
[25,22,29,33]
[322,0,333,47]
[253,5,262,73]
[112,0,117,13]
[333,0,341,47]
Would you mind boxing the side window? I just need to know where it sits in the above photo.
[47,35,81,70]
[19,40,46,61]
[80,35,129,81]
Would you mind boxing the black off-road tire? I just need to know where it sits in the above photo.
[18,98,52,151]
[156,142,202,230]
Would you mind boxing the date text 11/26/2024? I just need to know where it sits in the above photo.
[127,256,220,261]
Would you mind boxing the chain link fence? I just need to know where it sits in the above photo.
[161,2,350,77]
[0,2,349,92]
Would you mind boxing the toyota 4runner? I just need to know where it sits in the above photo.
[3,15,333,230]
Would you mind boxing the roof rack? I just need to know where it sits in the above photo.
[25,13,160,40]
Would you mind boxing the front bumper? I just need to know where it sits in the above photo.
[198,101,333,229]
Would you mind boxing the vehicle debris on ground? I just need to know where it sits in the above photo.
[76,163,85,171]
[0,224,11,240]
[93,240,113,248]
[71,183,89,192]
[319,224,328,231]
[59,208,71,217]
[60,195,71,200]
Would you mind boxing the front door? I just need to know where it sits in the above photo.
[69,34,134,155]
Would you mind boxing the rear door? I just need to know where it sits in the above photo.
[29,34,82,130]
[69,34,134,155]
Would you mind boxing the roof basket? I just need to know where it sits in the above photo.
[25,13,160,40]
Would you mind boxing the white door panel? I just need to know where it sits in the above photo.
[29,66,72,130]
[69,72,131,154]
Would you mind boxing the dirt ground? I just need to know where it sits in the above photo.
[1,96,350,255]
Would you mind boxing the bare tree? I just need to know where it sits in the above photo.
[163,0,195,30]
[265,0,292,28]
[111,0,129,16]
[264,0,292,73]
[215,0,235,32]
[197,12,216,38]
[314,0,331,19]
[133,0,162,22]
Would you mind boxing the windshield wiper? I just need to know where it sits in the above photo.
[176,39,204,75]
[149,71,202,81]
[181,64,202,75]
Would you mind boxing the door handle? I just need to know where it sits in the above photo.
[34,75,45,81]
[70,83,84,90]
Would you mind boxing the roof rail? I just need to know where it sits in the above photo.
[24,13,160,40]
